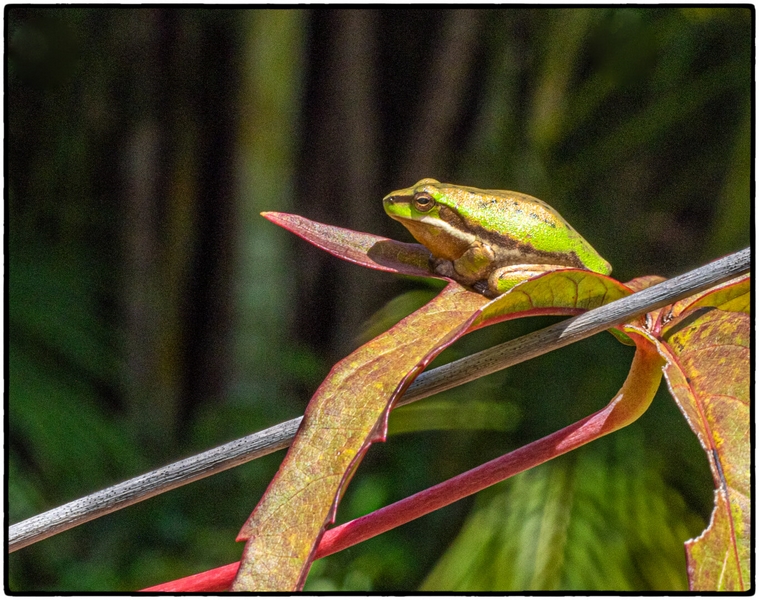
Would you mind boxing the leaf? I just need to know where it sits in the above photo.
[661,275,748,322]
[231,213,748,593]
[680,275,750,314]
[308,330,665,569]
[261,212,636,317]
[660,280,750,591]
[261,212,435,278]
[232,283,488,590]
[233,214,637,591]
[149,322,666,593]
[473,269,631,329]
[627,275,750,591]
[623,275,668,293]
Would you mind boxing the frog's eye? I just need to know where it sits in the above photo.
[413,193,435,212]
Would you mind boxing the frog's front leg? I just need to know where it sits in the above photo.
[431,241,494,286]
[486,264,573,296]
[453,242,495,283]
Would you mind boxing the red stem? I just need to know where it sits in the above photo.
[142,335,661,592]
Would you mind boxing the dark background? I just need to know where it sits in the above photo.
[8,7,751,591]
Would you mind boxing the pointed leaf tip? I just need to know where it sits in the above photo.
[260,211,436,277]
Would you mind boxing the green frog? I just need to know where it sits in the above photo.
[383,178,611,296]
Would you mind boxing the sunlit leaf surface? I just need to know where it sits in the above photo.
[474,269,631,328]
[682,275,750,314]
[232,283,488,590]
[232,215,631,591]
[662,278,749,591]
[231,214,748,592]
[146,272,749,594]
[650,276,750,591]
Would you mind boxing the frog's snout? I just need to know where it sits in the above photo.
[383,193,401,207]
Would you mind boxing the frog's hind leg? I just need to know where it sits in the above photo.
[488,264,571,295]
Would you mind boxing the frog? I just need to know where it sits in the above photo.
[383,178,611,297]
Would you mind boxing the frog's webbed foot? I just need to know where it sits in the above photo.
[430,257,457,279]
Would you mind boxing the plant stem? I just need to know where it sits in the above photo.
[142,332,663,592]
[9,247,750,553]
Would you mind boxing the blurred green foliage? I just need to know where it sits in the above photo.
[419,433,705,591]
[8,7,750,591]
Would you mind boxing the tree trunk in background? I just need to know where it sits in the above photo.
[119,9,238,456]
[294,9,382,361]
[398,9,483,183]
[121,9,169,454]
[294,9,483,362]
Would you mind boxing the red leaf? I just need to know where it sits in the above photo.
[262,212,436,277]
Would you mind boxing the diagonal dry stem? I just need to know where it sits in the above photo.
[9,248,750,553]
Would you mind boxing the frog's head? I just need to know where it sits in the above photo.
[383,178,473,261]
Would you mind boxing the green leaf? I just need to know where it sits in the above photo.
[473,269,631,328]
[682,275,750,314]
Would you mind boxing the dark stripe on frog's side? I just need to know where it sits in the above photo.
[438,205,588,270]
[437,203,469,232]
